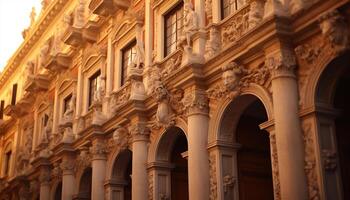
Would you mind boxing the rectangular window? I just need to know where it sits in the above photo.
[164,2,184,57]
[63,94,72,114]
[4,151,11,175]
[88,70,101,107]
[0,100,4,120]
[11,84,17,105]
[121,40,137,85]
[221,0,244,19]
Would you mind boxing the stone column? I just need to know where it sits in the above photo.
[39,172,51,200]
[91,139,107,200]
[265,48,307,200]
[60,158,76,200]
[184,88,210,200]
[130,122,149,200]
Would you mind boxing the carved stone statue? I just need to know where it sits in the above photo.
[112,126,129,150]
[183,0,198,47]
[25,61,35,80]
[73,0,86,28]
[93,76,105,103]
[155,80,171,125]
[63,91,76,124]
[40,39,51,67]
[248,0,263,28]
[222,61,245,91]
[130,24,145,69]
[205,26,221,59]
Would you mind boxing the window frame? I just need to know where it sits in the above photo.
[220,0,243,19]
[163,1,184,57]
[121,40,137,86]
[88,70,101,107]
[0,100,4,120]
[11,84,17,105]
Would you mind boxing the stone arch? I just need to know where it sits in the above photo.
[106,149,132,200]
[76,167,92,199]
[148,126,189,200]
[209,84,273,142]
[148,117,188,163]
[311,50,350,199]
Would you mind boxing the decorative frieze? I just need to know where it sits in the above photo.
[209,153,217,200]
[90,140,108,158]
[208,61,270,100]
[75,147,92,171]
[205,26,221,60]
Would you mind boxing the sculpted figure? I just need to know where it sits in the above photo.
[73,0,86,28]
[131,25,145,69]
[40,39,51,67]
[183,0,198,47]
[155,80,171,124]
[205,27,221,59]
[63,91,76,122]
[222,61,244,91]
[94,76,105,103]
[30,7,36,26]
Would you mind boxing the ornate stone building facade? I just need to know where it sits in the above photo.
[0,0,349,199]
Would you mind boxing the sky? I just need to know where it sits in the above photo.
[0,0,42,73]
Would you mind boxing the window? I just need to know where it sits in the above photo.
[0,100,4,120]
[88,70,101,107]
[11,84,17,105]
[164,2,184,57]
[121,41,136,85]
[4,150,12,176]
[41,114,49,128]
[63,94,72,114]
[221,0,244,19]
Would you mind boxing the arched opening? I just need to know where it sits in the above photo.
[218,94,274,199]
[333,68,350,199]
[155,127,189,200]
[54,182,62,200]
[110,149,132,200]
[77,167,92,199]
[315,52,350,199]
[236,99,274,200]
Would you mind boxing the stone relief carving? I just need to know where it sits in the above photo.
[248,0,264,28]
[41,108,53,144]
[269,133,281,200]
[205,26,221,60]
[16,126,34,175]
[51,162,62,181]
[221,6,249,47]
[129,122,150,137]
[75,147,92,172]
[266,48,296,73]
[110,126,130,151]
[183,87,209,114]
[110,84,131,112]
[302,122,320,200]
[322,150,337,171]
[205,0,213,24]
[40,38,52,67]
[161,54,182,78]
[60,159,75,171]
[90,140,108,157]
[39,169,51,183]
[148,173,153,200]
[209,153,217,200]
[319,10,349,55]
[223,174,235,195]
[73,0,87,28]
[295,43,322,65]
[62,91,76,125]
[208,60,270,100]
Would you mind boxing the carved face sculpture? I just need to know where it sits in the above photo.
[154,81,168,101]
[222,69,239,91]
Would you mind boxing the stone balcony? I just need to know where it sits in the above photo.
[44,53,72,73]
[62,26,83,48]
[24,74,50,93]
[3,93,35,118]
[89,0,130,17]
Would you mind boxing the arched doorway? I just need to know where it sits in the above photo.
[77,167,92,199]
[315,53,350,199]
[54,182,62,200]
[110,149,132,200]
[154,127,189,200]
[217,94,274,199]
[236,98,274,200]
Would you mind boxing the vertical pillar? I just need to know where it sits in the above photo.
[144,0,153,93]
[130,122,149,200]
[265,47,307,200]
[185,88,210,200]
[91,139,107,200]
[39,168,51,200]
[193,0,206,56]
[60,157,76,200]
[105,20,114,98]
[75,51,84,118]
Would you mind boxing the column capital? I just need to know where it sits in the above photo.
[265,47,296,79]
[90,139,108,160]
[183,87,209,116]
[39,168,51,184]
[60,159,75,174]
[130,122,150,142]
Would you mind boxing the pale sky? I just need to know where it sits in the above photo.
[0,0,42,73]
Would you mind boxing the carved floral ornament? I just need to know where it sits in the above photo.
[90,140,108,157]
[183,87,209,115]
[207,60,270,100]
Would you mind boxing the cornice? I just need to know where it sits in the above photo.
[0,0,72,90]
